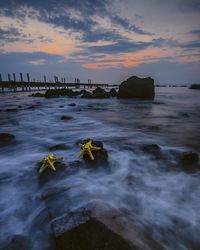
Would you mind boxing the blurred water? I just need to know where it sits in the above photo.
[0,87,200,249]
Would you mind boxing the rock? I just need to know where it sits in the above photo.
[117,76,155,99]
[1,234,31,250]
[80,140,109,167]
[142,144,162,158]
[109,88,118,97]
[5,108,18,112]
[68,103,76,107]
[27,105,36,109]
[45,89,80,98]
[51,205,162,250]
[48,144,70,151]
[92,87,109,98]
[59,105,64,108]
[80,91,94,98]
[189,84,200,90]
[61,115,73,120]
[31,92,45,97]
[0,133,15,147]
[181,151,199,166]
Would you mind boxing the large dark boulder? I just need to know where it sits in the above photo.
[117,76,155,99]
[189,84,200,90]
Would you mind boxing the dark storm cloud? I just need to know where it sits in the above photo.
[0,0,153,44]
[180,41,200,49]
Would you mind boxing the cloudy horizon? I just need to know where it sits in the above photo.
[0,0,200,84]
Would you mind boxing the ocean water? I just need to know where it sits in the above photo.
[0,87,200,249]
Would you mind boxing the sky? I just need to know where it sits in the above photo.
[0,0,200,84]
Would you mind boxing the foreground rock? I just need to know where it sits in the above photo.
[117,76,155,99]
[0,133,15,147]
[92,87,109,98]
[109,88,118,97]
[51,205,163,250]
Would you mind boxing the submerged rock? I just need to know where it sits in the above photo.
[181,151,199,166]
[0,133,15,147]
[117,76,155,99]
[5,108,18,112]
[60,115,73,120]
[30,92,45,97]
[142,144,162,158]
[68,103,76,106]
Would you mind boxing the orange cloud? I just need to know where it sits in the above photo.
[83,49,162,69]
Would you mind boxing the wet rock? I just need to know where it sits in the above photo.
[1,234,31,250]
[68,103,76,107]
[80,91,94,98]
[5,108,18,112]
[148,125,161,131]
[48,144,70,151]
[51,205,162,250]
[80,140,109,167]
[45,89,79,98]
[31,92,45,97]
[68,160,82,168]
[52,209,134,250]
[0,133,15,147]
[92,87,109,98]
[109,88,118,97]
[117,76,155,99]
[142,144,162,158]
[181,151,199,166]
[61,115,73,120]
[27,105,36,109]
[189,84,200,90]
[38,161,68,185]
[59,105,64,108]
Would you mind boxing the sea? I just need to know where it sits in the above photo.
[0,86,200,250]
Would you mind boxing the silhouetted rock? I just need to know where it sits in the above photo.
[109,88,118,97]
[92,87,109,98]
[189,84,200,90]
[61,115,73,120]
[31,92,45,97]
[181,151,199,165]
[80,91,94,98]
[142,144,162,158]
[0,133,15,147]
[117,76,155,99]
[48,144,70,151]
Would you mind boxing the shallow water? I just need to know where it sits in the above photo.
[0,87,200,249]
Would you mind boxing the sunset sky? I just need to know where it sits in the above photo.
[0,0,200,84]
